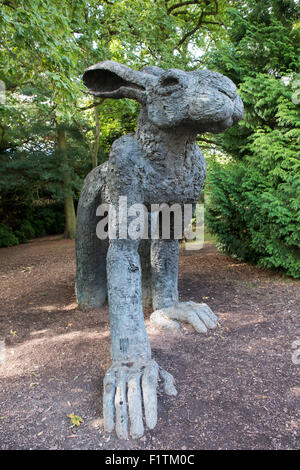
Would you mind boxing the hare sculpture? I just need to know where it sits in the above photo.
[76,60,243,439]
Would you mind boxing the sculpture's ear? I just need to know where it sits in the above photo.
[83,60,156,103]
[140,65,165,78]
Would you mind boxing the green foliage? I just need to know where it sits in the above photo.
[15,220,36,243]
[32,204,65,236]
[205,0,300,277]
[67,413,83,427]
[0,223,19,247]
[206,154,300,278]
[0,200,65,247]
[0,0,227,241]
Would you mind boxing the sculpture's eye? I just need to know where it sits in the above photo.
[157,75,182,95]
[217,87,235,100]
[161,76,180,87]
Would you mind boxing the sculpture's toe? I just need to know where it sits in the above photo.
[187,302,219,329]
[128,372,144,438]
[159,367,177,396]
[114,369,129,439]
[150,302,219,334]
[150,310,181,330]
[103,359,172,440]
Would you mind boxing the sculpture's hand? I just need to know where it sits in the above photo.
[150,301,219,333]
[103,359,177,439]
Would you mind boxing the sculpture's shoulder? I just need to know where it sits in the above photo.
[109,134,144,169]
[79,161,108,206]
[107,134,145,201]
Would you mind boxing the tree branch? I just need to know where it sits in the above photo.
[177,11,204,47]
[167,1,201,14]
[198,137,217,145]
[77,98,105,111]
[175,0,220,48]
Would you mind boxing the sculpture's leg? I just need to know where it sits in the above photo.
[103,238,177,439]
[75,165,108,310]
[150,239,219,333]
[139,239,153,309]
[151,239,179,310]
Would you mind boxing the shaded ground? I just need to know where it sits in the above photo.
[0,235,299,450]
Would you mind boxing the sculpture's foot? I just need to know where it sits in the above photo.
[150,301,219,334]
[103,359,177,439]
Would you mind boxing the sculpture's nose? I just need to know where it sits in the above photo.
[189,90,232,122]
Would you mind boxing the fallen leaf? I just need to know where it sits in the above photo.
[68,413,83,427]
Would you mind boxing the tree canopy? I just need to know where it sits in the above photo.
[0,0,227,240]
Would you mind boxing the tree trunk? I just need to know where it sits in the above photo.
[57,127,76,239]
[64,193,76,239]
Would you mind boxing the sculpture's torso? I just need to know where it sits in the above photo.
[140,139,206,206]
[103,120,207,208]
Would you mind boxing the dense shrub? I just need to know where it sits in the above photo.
[205,2,300,278]
[31,204,65,237]
[0,224,19,247]
[206,155,300,278]
[15,220,36,243]
[0,203,65,247]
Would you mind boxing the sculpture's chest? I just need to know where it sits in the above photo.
[141,142,207,205]
[106,135,206,206]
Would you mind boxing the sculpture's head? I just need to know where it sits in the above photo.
[83,61,243,134]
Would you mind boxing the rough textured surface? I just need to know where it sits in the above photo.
[75,163,108,309]
[76,61,244,438]
[150,301,219,333]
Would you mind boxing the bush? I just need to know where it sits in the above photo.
[15,220,36,243]
[206,157,300,278]
[0,202,65,247]
[0,224,19,247]
[33,204,65,235]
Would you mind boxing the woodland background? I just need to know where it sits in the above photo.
[0,0,299,277]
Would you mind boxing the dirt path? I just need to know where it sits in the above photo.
[0,235,299,450]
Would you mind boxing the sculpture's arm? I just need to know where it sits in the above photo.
[104,237,178,440]
[107,238,151,362]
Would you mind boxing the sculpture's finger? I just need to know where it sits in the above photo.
[128,372,144,438]
[103,368,116,433]
[186,310,208,333]
[191,305,217,329]
[142,360,159,429]
[203,305,219,324]
[187,301,218,323]
[115,369,128,439]
[159,367,177,396]
[150,310,180,330]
